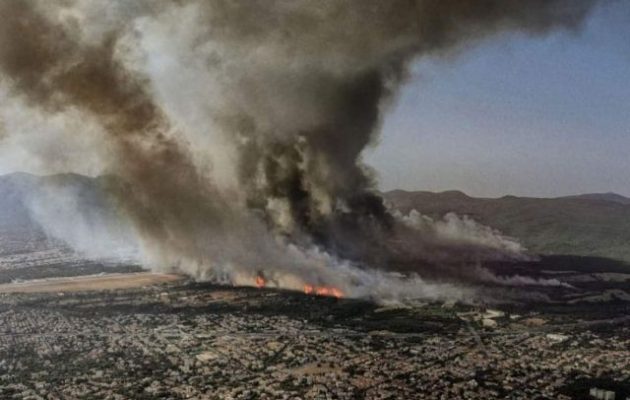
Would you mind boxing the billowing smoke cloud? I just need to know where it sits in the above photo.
[473,265,574,288]
[0,0,600,300]
[396,210,527,258]
[23,175,139,260]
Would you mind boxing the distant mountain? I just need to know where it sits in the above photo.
[567,192,630,205]
[3,173,630,265]
[383,189,630,263]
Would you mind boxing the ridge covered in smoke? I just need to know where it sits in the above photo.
[0,0,600,300]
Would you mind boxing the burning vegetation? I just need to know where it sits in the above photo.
[255,275,266,289]
[253,273,343,299]
[303,284,344,299]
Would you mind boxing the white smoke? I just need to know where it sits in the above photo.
[228,244,475,304]
[396,209,527,257]
[473,265,574,288]
[23,179,139,261]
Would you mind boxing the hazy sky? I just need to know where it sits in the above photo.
[366,1,630,198]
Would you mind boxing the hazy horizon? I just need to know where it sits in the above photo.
[3,169,630,200]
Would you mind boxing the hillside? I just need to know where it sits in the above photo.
[3,173,630,264]
[384,189,630,263]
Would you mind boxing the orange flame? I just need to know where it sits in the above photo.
[303,284,343,298]
[255,275,266,288]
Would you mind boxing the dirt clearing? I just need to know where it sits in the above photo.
[0,272,184,293]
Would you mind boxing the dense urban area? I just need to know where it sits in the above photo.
[0,276,627,399]
[0,228,629,399]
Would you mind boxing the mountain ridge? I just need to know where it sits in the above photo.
[384,188,630,203]
[2,173,630,264]
[383,189,630,263]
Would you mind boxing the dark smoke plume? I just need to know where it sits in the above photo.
[0,0,232,269]
[0,0,600,298]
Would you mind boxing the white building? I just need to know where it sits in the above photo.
[589,387,615,400]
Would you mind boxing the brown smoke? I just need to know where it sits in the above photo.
[0,0,601,290]
[0,0,232,269]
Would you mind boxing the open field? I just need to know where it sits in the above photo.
[0,272,184,293]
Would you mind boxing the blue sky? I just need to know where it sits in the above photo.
[366,1,630,197]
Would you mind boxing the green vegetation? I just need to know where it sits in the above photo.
[385,190,630,264]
